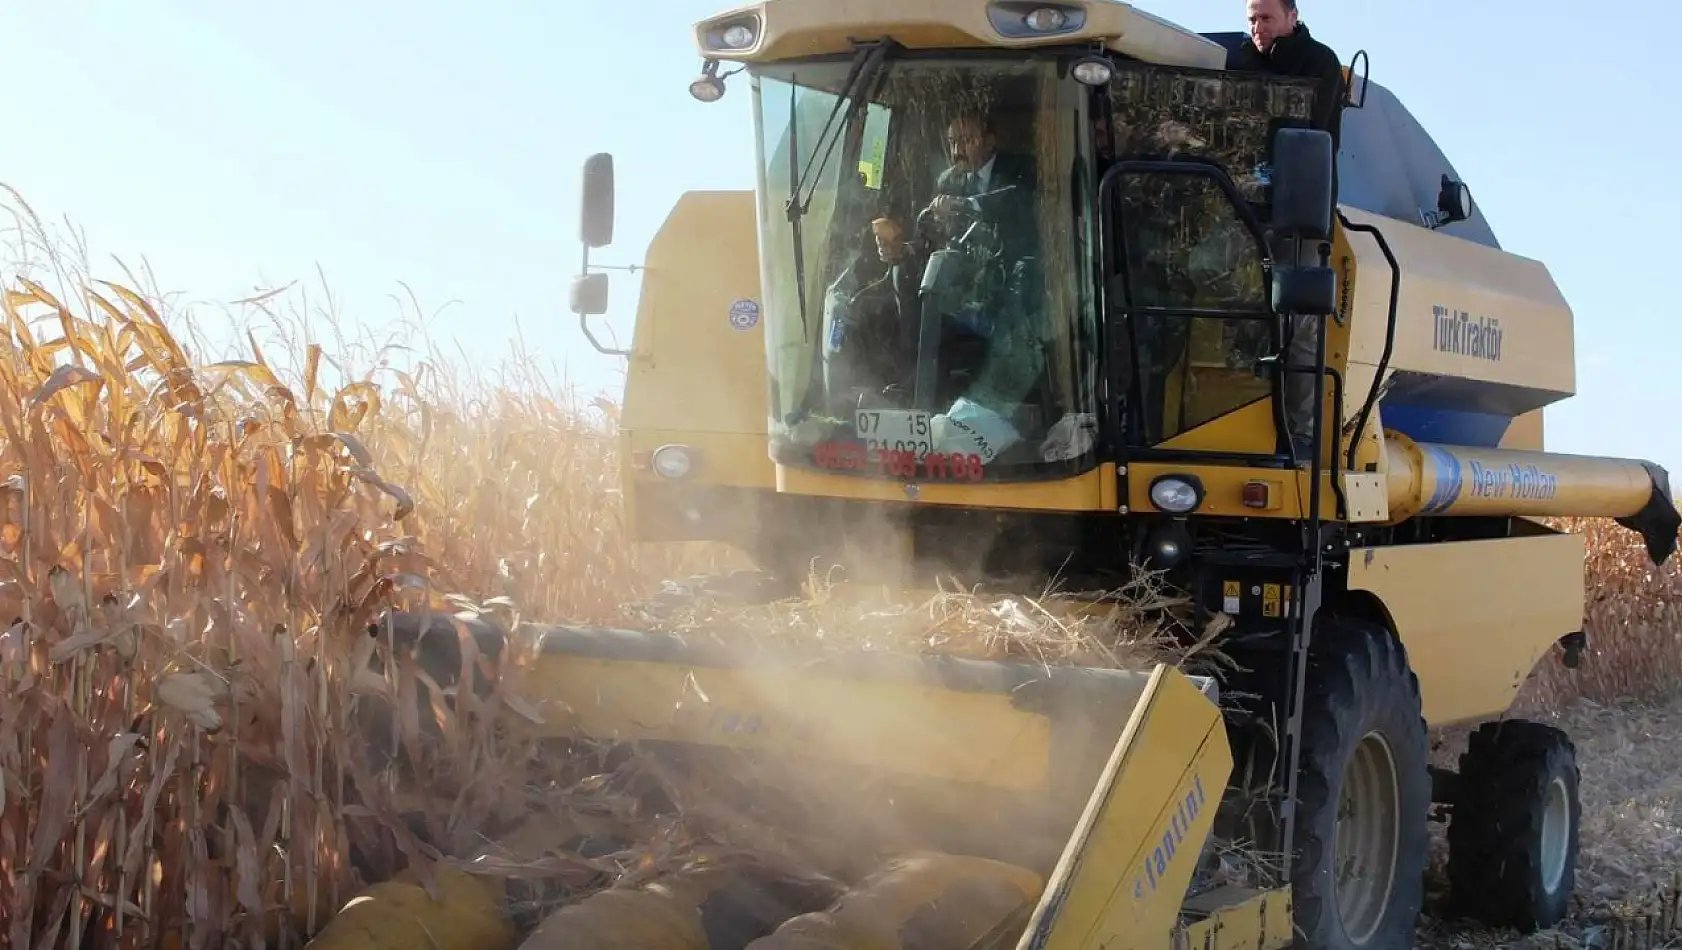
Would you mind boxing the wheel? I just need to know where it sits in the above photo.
[1444,720,1580,931]
[1291,616,1432,950]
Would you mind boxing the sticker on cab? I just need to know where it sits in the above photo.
[728,298,760,331]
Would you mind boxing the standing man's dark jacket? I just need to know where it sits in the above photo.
[1227,23,1346,148]
[1227,21,1346,461]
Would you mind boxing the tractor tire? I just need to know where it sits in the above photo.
[1291,616,1432,950]
[1444,719,1580,931]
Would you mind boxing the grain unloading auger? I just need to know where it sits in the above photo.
[308,0,1682,948]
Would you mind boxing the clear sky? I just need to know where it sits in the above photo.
[5,0,1678,479]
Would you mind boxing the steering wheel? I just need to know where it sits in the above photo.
[913,184,1019,249]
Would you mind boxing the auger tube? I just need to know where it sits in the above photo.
[1383,432,1680,563]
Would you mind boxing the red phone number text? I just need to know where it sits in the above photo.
[812,442,986,481]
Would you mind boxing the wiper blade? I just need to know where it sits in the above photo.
[789,42,891,217]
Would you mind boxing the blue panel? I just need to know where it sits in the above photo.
[1379,369,1565,416]
[1380,402,1513,449]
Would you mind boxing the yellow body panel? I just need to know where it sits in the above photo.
[1179,889,1295,950]
[1501,408,1546,452]
[1347,532,1587,725]
[624,429,775,548]
[696,0,1229,68]
[1337,204,1576,419]
[1018,665,1236,949]
[621,191,766,438]
[618,189,773,543]
[1155,399,1282,456]
[1124,462,1344,521]
[778,462,1116,511]
[527,655,1065,790]
[627,430,775,489]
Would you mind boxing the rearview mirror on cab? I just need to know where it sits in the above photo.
[1269,127,1335,242]
[581,152,615,248]
[570,272,608,316]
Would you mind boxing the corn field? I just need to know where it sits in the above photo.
[0,187,1676,949]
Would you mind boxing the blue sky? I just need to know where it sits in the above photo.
[6,0,1678,479]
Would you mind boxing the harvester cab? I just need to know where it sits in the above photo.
[401,2,1682,949]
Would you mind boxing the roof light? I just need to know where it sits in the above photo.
[1024,7,1069,31]
[720,23,756,49]
[690,59,727,103]
[690,76,725,102]
[1071,56,1113,86]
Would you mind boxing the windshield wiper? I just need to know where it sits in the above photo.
[785,41,893,339]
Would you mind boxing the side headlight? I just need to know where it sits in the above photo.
[1148,474,1204,514]
[651,444,696,480]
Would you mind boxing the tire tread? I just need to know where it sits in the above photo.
[1291,615,1432,950]
[1445,719,1580,931]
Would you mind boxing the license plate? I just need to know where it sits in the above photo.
[854,409,934,458]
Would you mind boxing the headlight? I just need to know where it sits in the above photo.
[699,15,760,53]
[1071,57,1114,86]
[720,24,756,48]
[1148,474,1204,514]
[690,76,725,102]
[1025,7,1068,31]
[651,444,695,480]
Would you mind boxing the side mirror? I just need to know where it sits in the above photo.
[1269,127,1335,242]
[570,272,608,316]
[581,153,615,248]
[1436,174,1473,226]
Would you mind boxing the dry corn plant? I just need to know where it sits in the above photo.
[0,188,727,949]
[1516,516,1682,710]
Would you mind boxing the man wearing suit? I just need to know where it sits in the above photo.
[926,109,1038,263]
[861,108,1048,440]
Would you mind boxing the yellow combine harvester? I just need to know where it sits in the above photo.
[318,1,1682,948]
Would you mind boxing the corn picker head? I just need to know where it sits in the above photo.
[343,607,1266,950]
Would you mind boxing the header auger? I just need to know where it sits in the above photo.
[313,1,1680,948]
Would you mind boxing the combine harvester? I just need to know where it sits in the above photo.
[315,0,1681,948]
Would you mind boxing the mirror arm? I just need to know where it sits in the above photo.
[580,314,631,357]
[574,222,636,358]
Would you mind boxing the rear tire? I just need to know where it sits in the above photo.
[1291,616,1432,950]
[1444,720,1580,931]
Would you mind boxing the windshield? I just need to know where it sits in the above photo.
[750,54,1099,482]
